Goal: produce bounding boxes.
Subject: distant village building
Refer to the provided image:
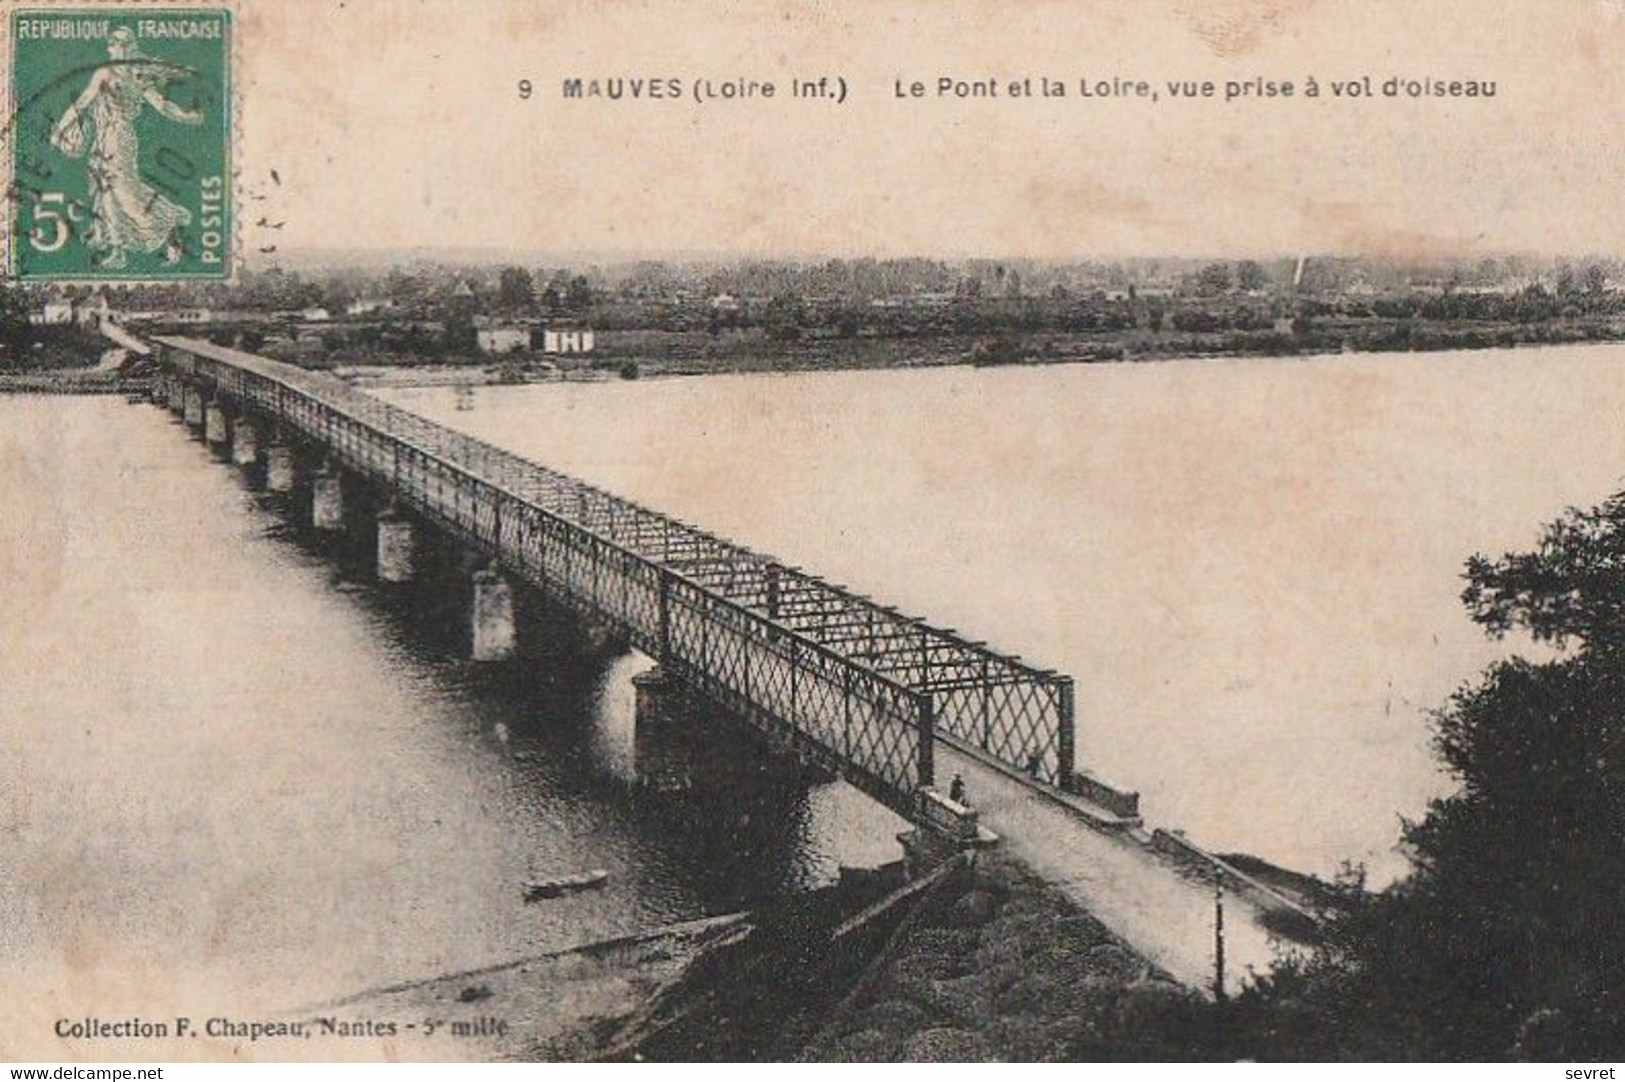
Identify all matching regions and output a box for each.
[83,294,114,326]
[476,324,531,354]
[31,299,75,326]
[300,306,332,323]
[542,328,595,355]
[709,293,740,314]
[264,334,325,363]
[31,294,118,327]
[346,297,389,317]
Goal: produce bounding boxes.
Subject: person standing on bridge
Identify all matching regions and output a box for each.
[948,772,967,805]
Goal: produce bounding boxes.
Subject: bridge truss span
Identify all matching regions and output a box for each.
[155,336,1077,820]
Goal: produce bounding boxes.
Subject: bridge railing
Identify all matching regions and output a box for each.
[453,438,1077,786]
[446,435,1079,789]
[158,337,940,811]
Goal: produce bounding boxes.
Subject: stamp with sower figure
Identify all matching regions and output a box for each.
[9,7,232,280]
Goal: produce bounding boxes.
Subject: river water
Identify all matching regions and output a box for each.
[0,395,901,1038]
[385,344,1625,886]
[5,345,1623,1039]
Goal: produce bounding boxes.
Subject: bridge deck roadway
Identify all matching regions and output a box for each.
[940,744,1282,996]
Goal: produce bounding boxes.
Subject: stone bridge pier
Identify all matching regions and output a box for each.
[630,660,984,873]
[267,456,523,669]
[629,665,834,869]
[375,503,415,584]
[182,384,205,431]
[632,668,694,792]
[631,664,833,801]
[231,413,260,467]
[204,396,230,449]
[471,565,517,662]
[266,434,298,493]
[311,460,346,532]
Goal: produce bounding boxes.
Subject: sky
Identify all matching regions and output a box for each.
[228,0,1625,261]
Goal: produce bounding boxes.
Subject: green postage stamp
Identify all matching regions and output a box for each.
[7,7,232,280]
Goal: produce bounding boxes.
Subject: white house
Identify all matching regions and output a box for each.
[542,328,595,355]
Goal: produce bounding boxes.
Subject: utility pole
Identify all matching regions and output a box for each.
[1213,879,1227,1002]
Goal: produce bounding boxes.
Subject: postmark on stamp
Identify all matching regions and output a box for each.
[8,7,232,280]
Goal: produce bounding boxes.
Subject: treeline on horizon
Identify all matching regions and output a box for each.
[16,252,1621,314]
[10,253,1624,373]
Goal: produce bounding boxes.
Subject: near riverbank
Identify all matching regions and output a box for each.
[303,850,1238,1062]
[792,853,1215,1061]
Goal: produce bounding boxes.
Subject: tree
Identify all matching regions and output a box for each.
[1513,282,1558,323]
[1196,262,1233,294]
[565,275,593,311]
[763,292,804,341]
[1236,260,1270,293]
[322,284,356,316]
[1581,261,1610,297]
[497,266,535,312]
[0,281,32,358]
[441,313,477,356]
[384,268,427,308]
[1556,262,1579,299]
[835,306,863,338]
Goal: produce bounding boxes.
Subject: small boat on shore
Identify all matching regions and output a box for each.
[523,869,610,902]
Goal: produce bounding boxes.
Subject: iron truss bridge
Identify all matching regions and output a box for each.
[154,336,1077,822]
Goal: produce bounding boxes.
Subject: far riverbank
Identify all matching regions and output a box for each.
[0,368,134,394]
[329,320,1625,389]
